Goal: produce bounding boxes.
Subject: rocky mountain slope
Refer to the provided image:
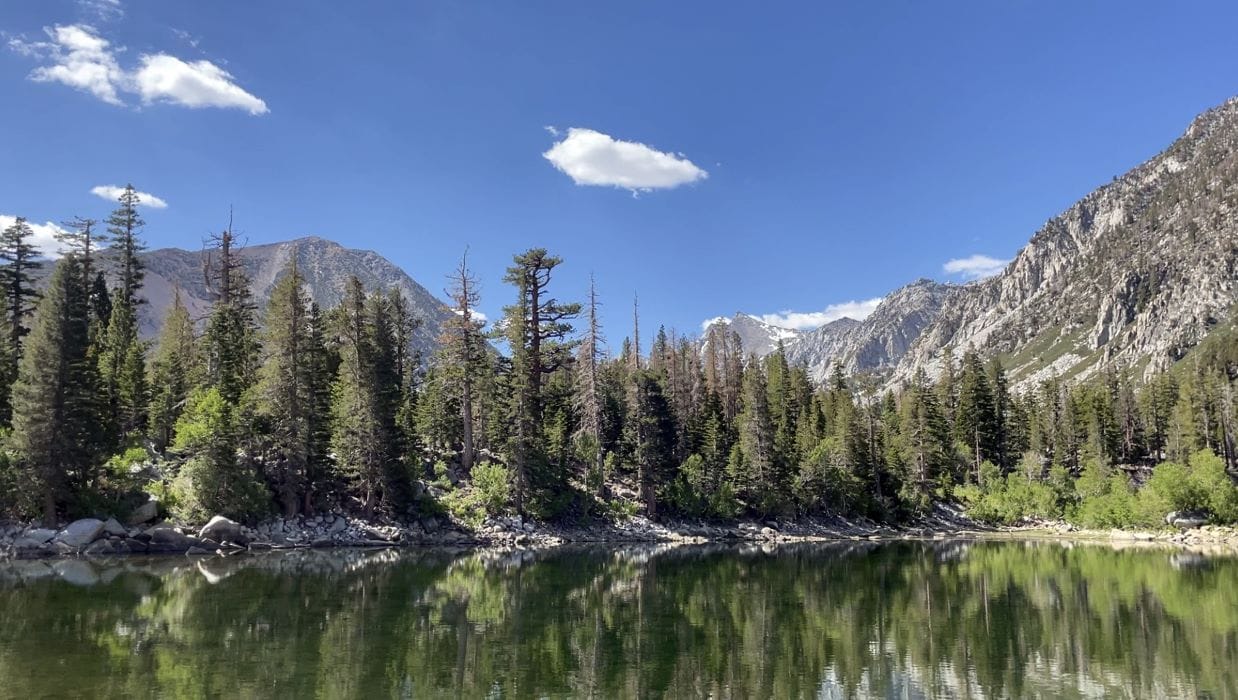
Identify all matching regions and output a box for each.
[703,313,801,358]
[892,96,1238,386]
[786,279,951,381]
[716,96,1238,388]
[138,236,453,357]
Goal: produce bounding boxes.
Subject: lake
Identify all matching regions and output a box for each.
[0,540,1234,698]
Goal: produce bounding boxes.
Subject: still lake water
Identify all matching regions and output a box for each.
[0,540,1234,699]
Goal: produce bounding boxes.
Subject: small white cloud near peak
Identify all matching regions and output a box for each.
[0,215,69,258]
[756,298,884,331]
[91,185,168,209]
[943,254,1009,280]
[700,316,731,332]
[543,128,707,193]
[9,24,267,114]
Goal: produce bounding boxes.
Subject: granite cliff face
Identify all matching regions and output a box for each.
[138,236,453,357]
[713,96,1238,388]
[787,279,950,381]
[893,96,1238,386]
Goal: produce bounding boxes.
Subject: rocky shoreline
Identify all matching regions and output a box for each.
[3,509,1237,560]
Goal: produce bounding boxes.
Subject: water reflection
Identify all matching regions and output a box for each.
[0,541,1234,698]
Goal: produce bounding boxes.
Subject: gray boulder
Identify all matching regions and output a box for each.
[102,518,128,537]
[146,524,199,552]
[54,519,106,549]
[14,528,57,548]
[127,498,159,525]
[199,515,250,545]
[1166,510,1209,529]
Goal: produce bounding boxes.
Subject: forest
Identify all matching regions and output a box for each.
[0,185,1236,530]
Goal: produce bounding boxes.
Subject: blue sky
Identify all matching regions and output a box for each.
[2,1,1237,340]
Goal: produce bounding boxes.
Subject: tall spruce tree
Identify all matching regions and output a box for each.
[330,277,400,517]
[10,256,104,521]
[202,223,258,404]
[147,288,197,453]
[255,262,332,515]
[98,186,149,439]
[0,217,44,425]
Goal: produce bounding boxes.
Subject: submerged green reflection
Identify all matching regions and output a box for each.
[0,541,1234,699]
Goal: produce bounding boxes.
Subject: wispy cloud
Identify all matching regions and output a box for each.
[0,215,68,258]
[91,184,168,209]
[943,254,1009,280]
[756,298,884,330]
[9,24,267,114]
[543,128,707,193]
[78,0,123,21]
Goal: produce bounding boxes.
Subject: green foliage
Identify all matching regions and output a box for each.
[442,461,512,527]
[170,387,268,522]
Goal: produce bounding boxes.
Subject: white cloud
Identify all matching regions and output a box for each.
[0,215,69,258]
[132,54,267,114]
[91,184,168,209]
[943,254,1009,280]
[12,24,126,105]
[700,316,730,332]
[453,308,488,323]
[9,24,267,114]
[756,298,884,331]
[543,128,707,192]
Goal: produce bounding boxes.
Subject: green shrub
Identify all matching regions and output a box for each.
[955,461,1066,525]
[472,461,511,514]
[440,461,512,529]
[1188,449,1238,523]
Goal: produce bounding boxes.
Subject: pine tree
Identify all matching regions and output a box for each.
[574,276,606,494]
[626,369,675,517]
[97,288,148,438]
[0,217,44,424]
[254,262,332,515]
[330,277,398,517]
[731,356,782,514]
[9,257,104,521]
[96,188,151,441]
[147,288,197,453]
[896,370,951,512]
[500,248,580,512]
[105,184,146,308]
[55,217,106,290]
[201,223,258,404]
[441,250,486,476]
[954,349,998,481]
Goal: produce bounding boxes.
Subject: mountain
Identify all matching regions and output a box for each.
[892,96,1238,387]
[137,236,453,357]
[702,313,801,358]
[786,279,950,381]
[716,96,1238,389]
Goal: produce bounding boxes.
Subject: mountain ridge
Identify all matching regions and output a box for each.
[710,96,1238,388]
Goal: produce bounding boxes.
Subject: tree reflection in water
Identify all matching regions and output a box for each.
[0,540,1234,698]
